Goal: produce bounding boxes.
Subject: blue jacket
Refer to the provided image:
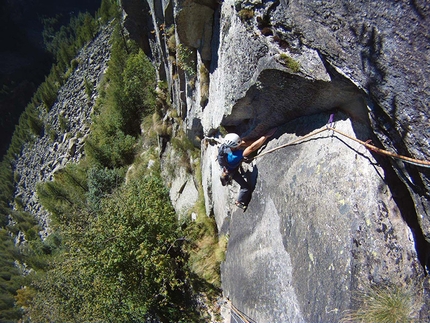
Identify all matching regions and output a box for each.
[226,150,244,171]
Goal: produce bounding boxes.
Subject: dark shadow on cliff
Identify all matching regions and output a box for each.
[209,4,221,73]
[370,96,430,200]
[122,0,156,59]
[364,127,430,273]
[189,270,222,302]
[243,162,259,208]
[221,60,368,140]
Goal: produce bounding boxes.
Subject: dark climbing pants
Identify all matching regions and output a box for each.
[232,170,251,206]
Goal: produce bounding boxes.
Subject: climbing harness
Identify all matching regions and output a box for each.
[252,114,430,168]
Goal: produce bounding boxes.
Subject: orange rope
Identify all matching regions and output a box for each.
[253,126,430,168]
[327,127,430,168]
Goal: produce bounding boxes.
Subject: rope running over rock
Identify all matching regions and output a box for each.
[226,301,256,323]
[252,123,430,168]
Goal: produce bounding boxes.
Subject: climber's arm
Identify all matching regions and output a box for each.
[242,128,277,157]
[243,136,268,157]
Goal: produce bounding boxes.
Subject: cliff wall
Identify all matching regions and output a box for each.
[124,0,430,321]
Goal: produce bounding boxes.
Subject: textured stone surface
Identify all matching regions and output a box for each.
[176,1,215,61]
[266,0,430,243]
[222,197,304,322]
[216,114,426,321]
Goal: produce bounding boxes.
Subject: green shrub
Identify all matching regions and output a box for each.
[36,164,88,227]
[0,159,14,227]
[8,210,38,235]
[177,44,196,76]
[170,130,197,174]
[71,59,79,70]
[165,25,176,55]
[38,77,58,110]
[0,229,23,321]
[86,166,124,210]
[85,130,137,168]
[27,113,44,137]
[86,34,156,168]
[84,77,93,98]
[45,125,57,142]
[105,24,134,86]
[167,34,176,54]
[59,115,68,132]
[74,12,97,49]
[97,0,120,24]
[29,176,201,322]
[36,181,75,224]
[121,49,157,134]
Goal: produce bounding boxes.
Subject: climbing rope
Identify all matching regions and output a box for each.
[251,127,328,160]
[326,127,430,168]
[226,301,256,323]
[252,117,430,168]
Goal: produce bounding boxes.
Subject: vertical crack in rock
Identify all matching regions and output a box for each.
[368,135,430,272]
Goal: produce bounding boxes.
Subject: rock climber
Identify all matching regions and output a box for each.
[220,128,277,211]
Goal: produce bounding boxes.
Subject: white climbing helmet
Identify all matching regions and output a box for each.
[224,133,241,148]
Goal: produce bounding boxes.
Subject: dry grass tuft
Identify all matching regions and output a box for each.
[238,9,254,22]
[279,53,300,73]
[341,283,420,323]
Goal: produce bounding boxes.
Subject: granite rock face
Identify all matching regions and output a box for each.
[220,116,424,322]
[130,0,430,321]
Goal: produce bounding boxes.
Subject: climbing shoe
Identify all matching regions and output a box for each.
[235,201,247,212]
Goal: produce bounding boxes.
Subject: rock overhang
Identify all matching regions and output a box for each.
[220,68,369,138]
